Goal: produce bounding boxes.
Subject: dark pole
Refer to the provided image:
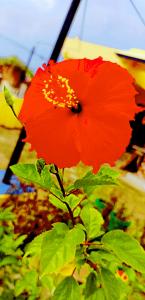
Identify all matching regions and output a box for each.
[3,0,81,184]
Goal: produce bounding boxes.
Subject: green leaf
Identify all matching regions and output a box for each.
[52,276,80,300]
[40,165,52,189]
[89,250,120,265]
[80,206,104,239]
[102,230,145,273]
[40,225,85,276]
[40,274,54,291]
[11,163,52,190]
[24,231,47,258]
[88,288,105,300]
[84,272,97,299]
[65,194,80,210]
[52,222,69,234]
[74,165,119,190]
[49,194,67,211]
[50,186,64,199]
[49,194,80,212]
[73,206,81,217]
[100,267,124,300]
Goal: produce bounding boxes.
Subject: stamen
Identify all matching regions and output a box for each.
[42,74,79,110]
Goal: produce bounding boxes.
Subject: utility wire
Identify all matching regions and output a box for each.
[79,0,88,40]
[0,33,47,60]
[129,0,145,28]
[0,33,30,52]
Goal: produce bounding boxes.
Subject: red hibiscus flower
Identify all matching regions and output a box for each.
[19,58,137,172]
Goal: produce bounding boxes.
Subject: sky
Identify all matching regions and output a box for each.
[0,0,145,71]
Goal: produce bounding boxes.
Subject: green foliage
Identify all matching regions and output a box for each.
[0,208,27,299]
[0,233,26,256]
[102,230,145,273]
[4,162,145,299]
[0,207,14,221]
[25,223,85,277]
[15,270,39,299]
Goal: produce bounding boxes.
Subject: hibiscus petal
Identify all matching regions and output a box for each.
[24,107,80,168]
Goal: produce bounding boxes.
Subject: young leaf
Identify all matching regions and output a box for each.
[80,206,104,239]
[3,86,17,117]
[52,276,80,300]
[102,230,145,273]
[97,165,119,179]
[100,267,124,300]
[74,165,119,190]
[40,226,85,276]
[36,158,46,174]
[11,163,51,190]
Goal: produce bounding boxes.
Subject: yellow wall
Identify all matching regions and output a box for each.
[62,38,145,89]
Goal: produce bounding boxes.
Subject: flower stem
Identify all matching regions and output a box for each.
[54,165,65,197]
[54,165,75,226]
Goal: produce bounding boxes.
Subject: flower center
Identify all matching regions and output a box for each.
[42,75,80,112]
[71,102,82,113]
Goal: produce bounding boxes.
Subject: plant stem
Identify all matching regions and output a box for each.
[86,259,98,272]
[63,201,75,226]
[54,165,65,197]
[54,165,75,226]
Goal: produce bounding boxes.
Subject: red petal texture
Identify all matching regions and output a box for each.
[19,58,138,172]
